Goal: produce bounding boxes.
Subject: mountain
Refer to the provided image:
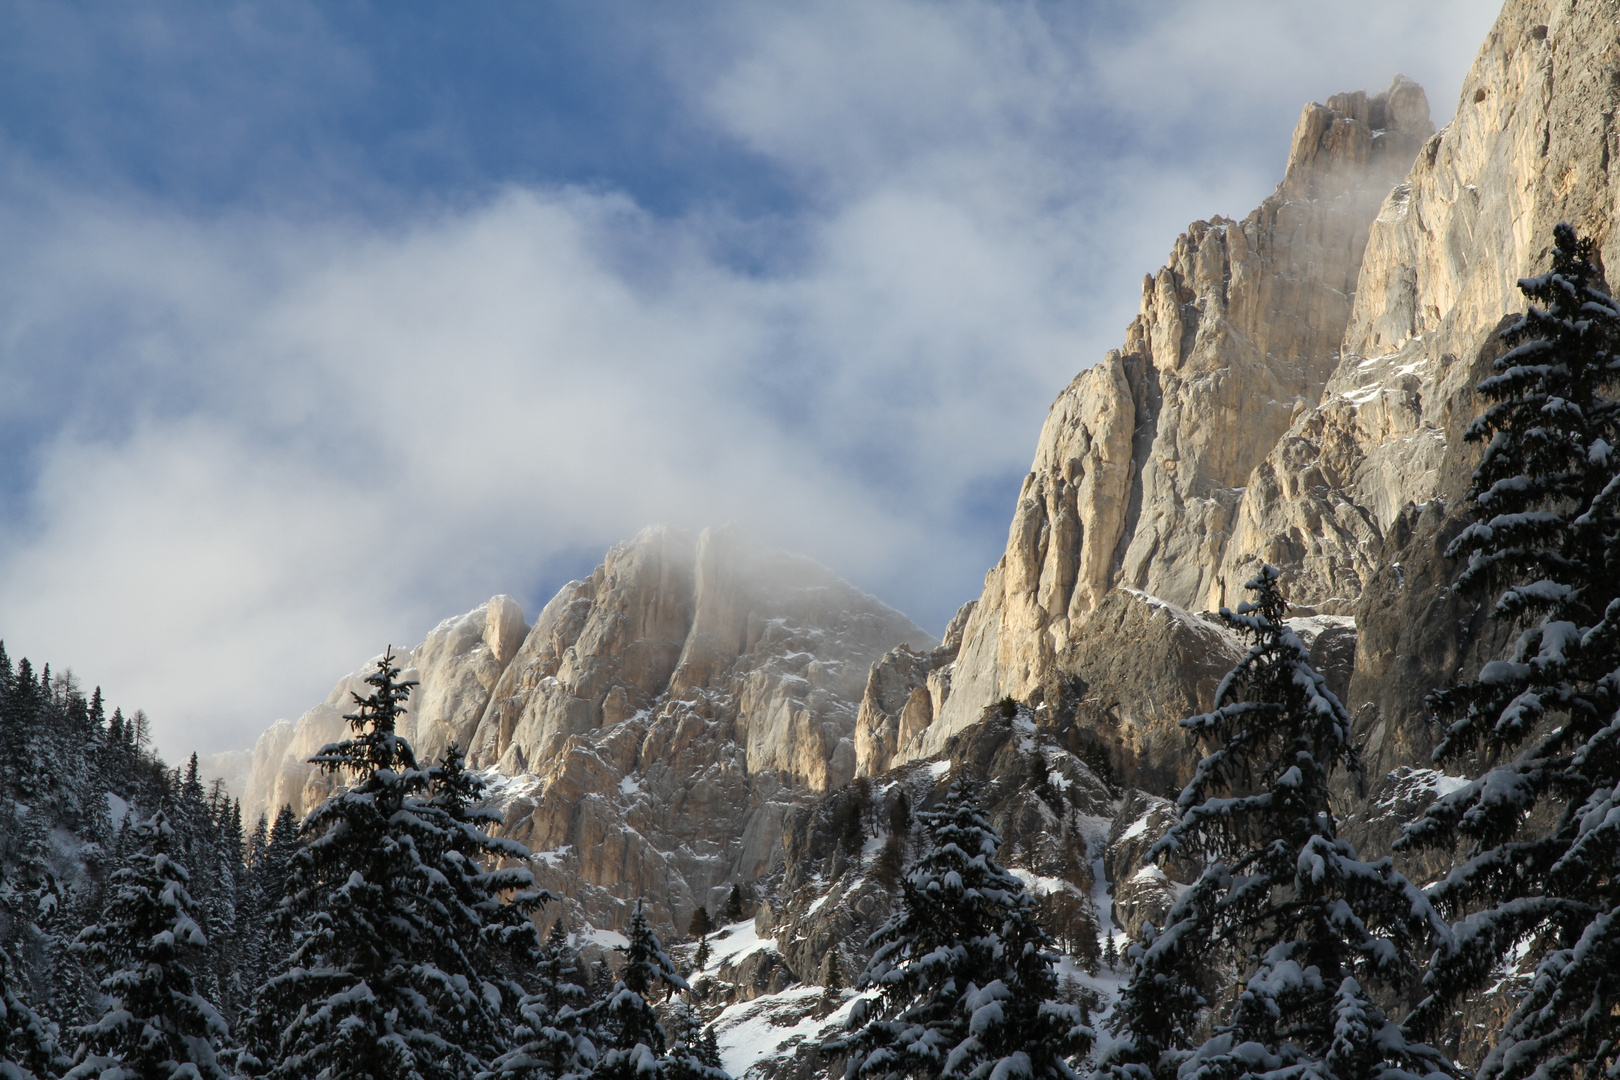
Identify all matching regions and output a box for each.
[857,73,1433,784]
[862,0,1619,819]
[230,0,1620,1070]
[241,523,933,936]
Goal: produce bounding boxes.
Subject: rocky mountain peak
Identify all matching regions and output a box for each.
[240,524,931,935]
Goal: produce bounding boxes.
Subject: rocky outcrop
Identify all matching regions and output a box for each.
[898,0,1620,785]
[239,526,931,936]
[772,705,1118,992]
[852,600,974,776]
[483,527,930,937]
[196,749,253,802]
[228,4,1620,1048]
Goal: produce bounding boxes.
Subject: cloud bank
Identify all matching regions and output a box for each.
[0,0,1499,758]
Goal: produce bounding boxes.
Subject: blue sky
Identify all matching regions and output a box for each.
[0,0,1499,758]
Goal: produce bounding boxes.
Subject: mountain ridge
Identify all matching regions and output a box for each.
[230,7,1618,1066]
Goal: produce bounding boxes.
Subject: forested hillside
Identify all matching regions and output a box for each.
[0,643,272,1027]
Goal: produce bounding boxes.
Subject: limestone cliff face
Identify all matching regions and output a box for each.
[1222,0,1620,617]
[852,600,974,776]
[879,0,1619,801]
[872,77,1434,768]
[479,526,931,935]
[240,525,931,934]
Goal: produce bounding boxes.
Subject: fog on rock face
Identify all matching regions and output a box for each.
[242,524,932,934]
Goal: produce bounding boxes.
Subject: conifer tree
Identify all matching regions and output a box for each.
[1398,222,1620,1080]
[835,781,1090,1080]
[0,949,67,1080]
[244,649,534,1080]
[240,806,300,990]
[821,948,844,996]
[593,901,687,1080]
[67,809,231,1080]
[663,1001,727,1080]
[720,887,745,926]
[425,742,549,992]
[687,907,712,974]
[485,921,600,1080]
[696,1028,721,1073]
[1101,566,1452,1080]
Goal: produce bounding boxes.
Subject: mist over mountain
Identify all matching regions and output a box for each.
[6,0,1619,1077]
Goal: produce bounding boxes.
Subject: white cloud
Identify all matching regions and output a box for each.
[0,0,1503,759]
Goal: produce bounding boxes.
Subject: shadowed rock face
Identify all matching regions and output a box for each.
[240,524,932,935]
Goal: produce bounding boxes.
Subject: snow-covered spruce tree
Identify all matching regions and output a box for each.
[426,742,550,1008]
[663,1001,727,1080]
[486,922,600,1080]
[592,901,688,1080]
[244,649,546,1080]
[0,949,67,1080]
[1100,566,1452,1080]
[697,1028,721,1073]
[833,780,1090,1080]
[67,809,231,1080]
[1397,223,1620,1080]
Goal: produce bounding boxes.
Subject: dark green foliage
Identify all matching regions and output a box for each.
[0,948,68,1080]
[721,886,746,926]
[870,832,905,891]
[821,948,843,995]
[244,651,550,1080]
[663,1001,727,1080]
[886,791,910,835]
[1035,889,1099,974]
[696,1028,721,1072]
[834,781,1091,1080]
[1030,752,1064,814]
[1399,223,1620,1080]
[0,644,176,1031]
[488,922,600,1080]
[833,779,873,860]
[1102,567,1451,1080]
[67,809,231,1080]
[687,905,713,973]
[592,901,689,1080]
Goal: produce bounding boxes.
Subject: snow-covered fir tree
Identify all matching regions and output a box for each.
[834,780,1090,1080]
[425,741,550,1014]
[486,922,600,1080]
[663,1001,727,1080]
[0,949,67,1080]
[696,1028,720,1074]
[1398,222,1620,1080]
[243,649,549,1080]
[67,809,231,1080]
[592,901,688,1080]
[1100,566,1452,1080]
